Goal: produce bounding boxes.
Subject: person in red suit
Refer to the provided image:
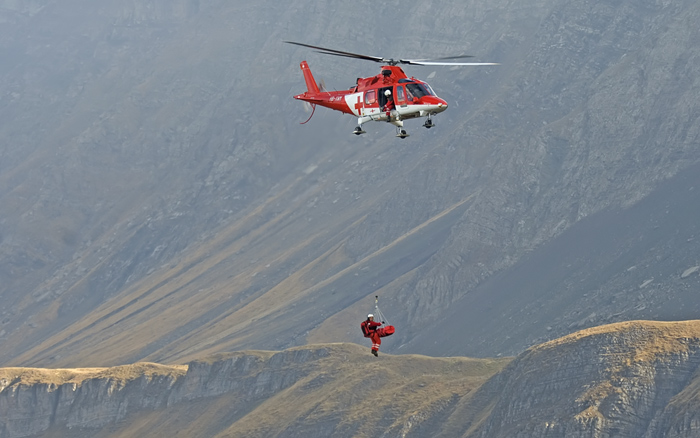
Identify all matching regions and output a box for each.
[361,314,383,356]
[383,90,395,119]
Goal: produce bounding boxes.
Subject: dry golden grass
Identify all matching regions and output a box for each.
[0,362,187,391]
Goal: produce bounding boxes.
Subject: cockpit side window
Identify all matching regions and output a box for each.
[406,86,415,101]
[406,83,429,99]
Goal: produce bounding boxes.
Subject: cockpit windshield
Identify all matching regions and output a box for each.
[405,82,435,99]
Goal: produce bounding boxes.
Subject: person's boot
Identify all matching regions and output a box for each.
[372,349,378,357]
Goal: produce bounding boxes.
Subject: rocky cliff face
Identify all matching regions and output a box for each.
[458,321,700,438]
[0,363,186,437]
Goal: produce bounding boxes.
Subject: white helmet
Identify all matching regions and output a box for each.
[367,314,374,318]
[384,90,391,96]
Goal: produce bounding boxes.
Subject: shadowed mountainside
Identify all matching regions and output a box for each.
[404,162,700,358]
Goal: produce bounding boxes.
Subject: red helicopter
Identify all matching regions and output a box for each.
[286,41,498,138]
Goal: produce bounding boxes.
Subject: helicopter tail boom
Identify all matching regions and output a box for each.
[299,61,321,95]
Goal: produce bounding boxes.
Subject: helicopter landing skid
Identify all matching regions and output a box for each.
[395,127,409,139]
[353,126,367,135]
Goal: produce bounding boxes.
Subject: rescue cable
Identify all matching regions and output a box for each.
[373,295,390,326]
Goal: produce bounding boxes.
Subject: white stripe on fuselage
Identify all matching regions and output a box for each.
[344,92,364,116]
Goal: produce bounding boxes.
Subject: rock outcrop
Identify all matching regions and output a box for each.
[458,320,700,438]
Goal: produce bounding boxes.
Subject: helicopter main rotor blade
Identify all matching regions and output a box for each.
[400,54,498,66]
[407,54,475,62]
[404,60,500,66]
[285,41,498,67]
[285,41,386,63]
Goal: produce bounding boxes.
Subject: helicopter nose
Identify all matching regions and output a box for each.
[421,96,448,114]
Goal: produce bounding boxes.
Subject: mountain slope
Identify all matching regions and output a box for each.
[1,0,699,367]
